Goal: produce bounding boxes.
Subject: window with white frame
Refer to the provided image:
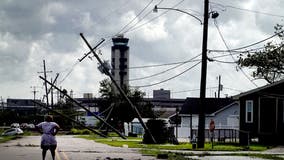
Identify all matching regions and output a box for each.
[245,100,253,123]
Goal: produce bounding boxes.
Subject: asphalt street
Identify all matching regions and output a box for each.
[0,135,156,160]
[1,135,284,160]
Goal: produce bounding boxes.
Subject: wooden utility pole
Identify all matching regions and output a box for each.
[198,0,209,148]
[217,75,222,98]
[38,60,52,107]
[1,96,4,112]
[51,78,54,109]
[43,60,49,107]
[31,86,39,101]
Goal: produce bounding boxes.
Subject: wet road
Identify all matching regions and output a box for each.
[0,135,156,160]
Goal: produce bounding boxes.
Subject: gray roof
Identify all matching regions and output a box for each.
[234,79,284,99]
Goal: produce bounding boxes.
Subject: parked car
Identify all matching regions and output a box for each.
[20,123,28,129]
[1,128,24,136]
[10,123,20,128]
[27,124,35,129]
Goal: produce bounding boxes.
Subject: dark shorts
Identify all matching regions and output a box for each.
[41,144,57,150]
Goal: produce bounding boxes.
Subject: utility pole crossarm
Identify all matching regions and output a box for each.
[78,38,105,62]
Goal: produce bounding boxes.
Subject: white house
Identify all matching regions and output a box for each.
[174,98,239,139]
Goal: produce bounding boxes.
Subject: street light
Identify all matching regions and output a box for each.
[153,5,203,25]
[153,1,218,148]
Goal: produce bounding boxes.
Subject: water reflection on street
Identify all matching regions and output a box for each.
[187,156,266,160]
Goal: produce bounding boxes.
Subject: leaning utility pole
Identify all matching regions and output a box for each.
[198,0,209,148]
[80,33,157,143]
[39,76,127,139]
[33,100,107,137]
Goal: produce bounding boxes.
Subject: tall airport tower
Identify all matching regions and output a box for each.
[111,34,129,92]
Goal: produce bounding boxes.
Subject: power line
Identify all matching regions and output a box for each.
[129,57,200,69]
[213,19,258,87]
[209,43,284,62]
[208,58,236,64]
[122,0,165,34]
[58,61,80,84]
[209,46,266,53]
[223,87,243,92]
[99,0,185,54]
[96,0,162,52]
[116,0,154,35]
[124,0,186,34]
[129,53,201,81]
[132,61,201,88]
[208,31,282,52]
[210,1,284,18]
[172,86,218,94]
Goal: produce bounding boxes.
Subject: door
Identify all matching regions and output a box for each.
[259,97,277,134]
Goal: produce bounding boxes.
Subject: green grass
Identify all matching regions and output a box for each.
[76,135,268,151]
[0,135,21,143]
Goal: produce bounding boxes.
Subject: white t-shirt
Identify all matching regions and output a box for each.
[36,122,59,145]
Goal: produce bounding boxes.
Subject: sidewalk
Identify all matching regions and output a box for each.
[175,137,284,155]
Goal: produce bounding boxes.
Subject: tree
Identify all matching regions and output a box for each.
[238,24,284,83]
[52,100,78,130]
[98,78,155,125]
[143,119,169,144]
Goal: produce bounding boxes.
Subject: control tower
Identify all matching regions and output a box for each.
[111,34,129,91]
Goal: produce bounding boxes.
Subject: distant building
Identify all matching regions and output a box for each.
[153,89,170,100]
[6,98,41,116]
[83,93,93,99]
[111,34,129,92]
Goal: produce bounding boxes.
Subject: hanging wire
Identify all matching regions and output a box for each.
[132,61,201,88]
[213,19,258,87]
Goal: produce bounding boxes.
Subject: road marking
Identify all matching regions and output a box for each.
[55,149,61,160]
[61,150,69,160]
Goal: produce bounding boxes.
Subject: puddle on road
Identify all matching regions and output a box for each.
[186,156,267,160]
[4,143,39,147]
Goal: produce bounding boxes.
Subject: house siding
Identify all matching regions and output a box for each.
[278,100,284,144]
[178,103,239,138]
[239,95,259,145]
[208,103,239,129]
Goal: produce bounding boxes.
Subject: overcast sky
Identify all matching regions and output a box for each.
[0,0,283,101]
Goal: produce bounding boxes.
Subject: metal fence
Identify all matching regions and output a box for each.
[191,128,239,143]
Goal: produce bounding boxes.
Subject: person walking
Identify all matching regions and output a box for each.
[36,115,60,160]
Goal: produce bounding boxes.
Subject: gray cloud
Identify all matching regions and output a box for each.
[0,0,283,99]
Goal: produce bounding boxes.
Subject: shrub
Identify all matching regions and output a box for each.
[81,129,91,134]
[70,128,92,135]
[143,119,169,144]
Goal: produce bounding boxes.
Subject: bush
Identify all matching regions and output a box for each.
[81,129,91,134]
[70,128,92,135]
[70,128,80,135]
[143,119,169,144]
